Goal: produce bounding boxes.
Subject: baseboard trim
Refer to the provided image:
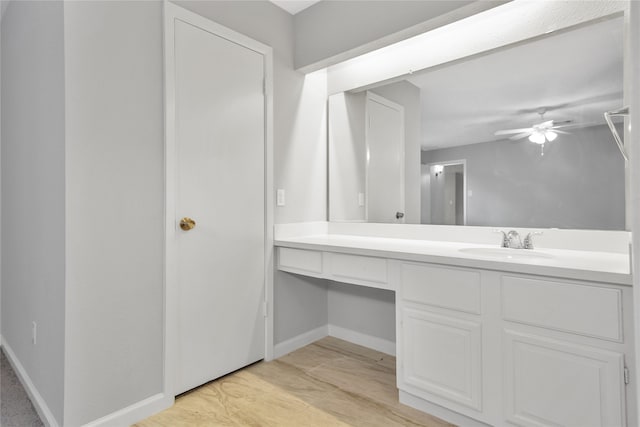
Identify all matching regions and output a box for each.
[399,391,491,427]
[328,325,396,356]
[273,325,328,359]
[1,337,60,427]
[82,392,173,427]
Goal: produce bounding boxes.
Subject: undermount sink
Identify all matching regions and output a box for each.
[458,247,555,260]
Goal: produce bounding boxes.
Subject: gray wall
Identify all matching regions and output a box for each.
[294,0,482,71]
[328,282,395,343]
[421,124,626,230]
[62,2,165,425]
[274,273,328,344]
[1,1,66,424]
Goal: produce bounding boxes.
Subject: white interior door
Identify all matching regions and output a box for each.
[366,92,405,223]
[173,17,265,395]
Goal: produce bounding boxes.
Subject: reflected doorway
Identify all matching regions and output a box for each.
[421,160,466,225]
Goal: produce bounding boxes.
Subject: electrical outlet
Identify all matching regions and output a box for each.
[32,321,37,345]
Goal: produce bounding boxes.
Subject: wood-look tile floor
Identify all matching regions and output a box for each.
[135,337,453,427]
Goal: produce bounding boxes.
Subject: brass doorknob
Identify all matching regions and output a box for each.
[179,217,196,231]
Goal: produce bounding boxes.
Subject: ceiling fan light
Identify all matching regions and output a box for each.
[545,131,558,142]
[529,131,545,144]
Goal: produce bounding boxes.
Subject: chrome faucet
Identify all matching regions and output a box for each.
[506,230,523,249]
[496,230,542,249]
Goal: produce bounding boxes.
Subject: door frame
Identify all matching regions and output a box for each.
[163,1,274,400]
[424,159,467,226]
[365,91,405,222]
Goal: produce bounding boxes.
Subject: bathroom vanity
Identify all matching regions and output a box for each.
[280,2,636,426]
[275,223,635,427]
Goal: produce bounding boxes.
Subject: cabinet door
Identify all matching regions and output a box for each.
[400,308,482,411]
[504,330,625,427]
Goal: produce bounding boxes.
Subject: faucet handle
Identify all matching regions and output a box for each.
[523,231,543,249]
[493,229,509,248]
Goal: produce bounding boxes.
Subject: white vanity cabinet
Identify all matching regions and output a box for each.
[275,239,635,427]
[396,263,484,415]
[393,260,634,427]
[500,276,630,427]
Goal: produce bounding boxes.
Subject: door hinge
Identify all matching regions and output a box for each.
[262,301,268,317]
[263,78,266,94]
[624,367,630,385]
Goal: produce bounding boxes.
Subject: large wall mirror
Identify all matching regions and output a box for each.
[328,12,627,230]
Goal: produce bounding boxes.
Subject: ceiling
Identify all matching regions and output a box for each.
[269,0,321,15]
[405,16,624,151]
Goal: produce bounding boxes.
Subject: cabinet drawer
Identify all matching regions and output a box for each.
[501,276,622,341]
[401,263,481,314]
[278,247,323,275]
[328,253,388,287]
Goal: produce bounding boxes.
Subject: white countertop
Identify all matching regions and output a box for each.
[275,233,632,286]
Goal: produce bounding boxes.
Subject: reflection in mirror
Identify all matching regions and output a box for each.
[328,16,626,230]
[422,161,466,226]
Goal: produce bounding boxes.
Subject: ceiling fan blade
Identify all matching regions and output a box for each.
[538,120,554,128]
[495,128,534,135]
[553,130,570,135]
[552,123,578,130]
[509,132,532,141]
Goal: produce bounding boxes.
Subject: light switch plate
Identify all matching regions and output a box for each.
[358,192,365,207]
[277,189,286,206]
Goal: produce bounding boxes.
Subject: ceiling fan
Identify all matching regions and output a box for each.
[494,108,572,145]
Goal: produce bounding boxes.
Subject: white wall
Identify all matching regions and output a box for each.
[1,1,66,424]
[62,2,165,425]
[328,92,366,221]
